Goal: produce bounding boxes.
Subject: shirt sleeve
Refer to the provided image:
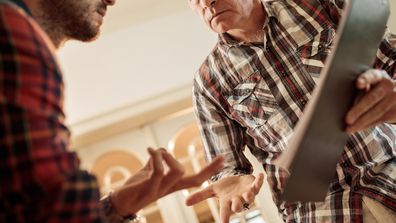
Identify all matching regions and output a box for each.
[0,4,105,222]
[192,69,253,182]
[374,30,396,78]
[318,0,345,25]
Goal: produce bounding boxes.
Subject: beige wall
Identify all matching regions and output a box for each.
[390,0,396,32]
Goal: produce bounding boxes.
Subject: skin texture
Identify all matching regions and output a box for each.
[28,0,116,48]
[188,1,396,222]
[346,69,396,133]
[188,0,266,43]
[186,173,264,223]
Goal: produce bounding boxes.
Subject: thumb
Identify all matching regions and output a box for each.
[185,186,215,206]
[252,173,264,194]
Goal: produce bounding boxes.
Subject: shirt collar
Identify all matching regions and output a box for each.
[218,0,277,47]
[8,0,32,16]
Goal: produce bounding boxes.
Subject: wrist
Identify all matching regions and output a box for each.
[101,192,139,223]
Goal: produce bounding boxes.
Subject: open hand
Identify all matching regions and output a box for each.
[346,69,396,133]
[111,148,224,217]
[186,173,264,223]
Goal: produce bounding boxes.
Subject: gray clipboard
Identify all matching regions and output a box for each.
[279,0,390,202]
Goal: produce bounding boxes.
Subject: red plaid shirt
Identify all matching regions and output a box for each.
[193,0,396,222]
[0,1,105,222]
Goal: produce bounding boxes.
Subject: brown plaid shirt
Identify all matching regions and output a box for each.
[193,0,396,222]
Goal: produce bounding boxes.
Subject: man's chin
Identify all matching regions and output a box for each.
[69,27,100,42]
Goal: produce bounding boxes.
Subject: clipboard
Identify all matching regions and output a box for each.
[278,0,390,202]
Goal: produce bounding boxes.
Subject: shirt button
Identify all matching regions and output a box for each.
[342,162,348,167]
[353,186,359,191]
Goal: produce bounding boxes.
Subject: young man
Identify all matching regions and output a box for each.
[186,0,396,222]
[0,0,224,222]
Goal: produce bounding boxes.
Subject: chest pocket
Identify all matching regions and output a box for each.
[226,71,278,128]
[296,28,336,83]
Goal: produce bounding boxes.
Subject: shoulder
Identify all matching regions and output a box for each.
[0,2,62,106]
[0,2,31,31]
[0,2,58,72]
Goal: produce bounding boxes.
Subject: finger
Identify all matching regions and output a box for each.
[143,155,153,171]
[160,150,186,195]
[170,156,224,192]
[242,191,255,205]
[185,186,215,206]
[346,96,395,133]
[346,81,389,125]
[161,149,185,177]
[252,173,264,194]
[231,197,243,213]
[220,200,232,223]
[356,70,387,90]
[147,148,165,180]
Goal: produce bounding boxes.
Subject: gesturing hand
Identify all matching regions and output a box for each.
[111,148,224,217]
[346,69,396,133]
[186,174,264,223]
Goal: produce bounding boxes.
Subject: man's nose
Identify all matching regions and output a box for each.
[102,0,116,6]
[202,0,216,7]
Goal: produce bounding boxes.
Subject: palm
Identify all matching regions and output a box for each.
[186,173,264,223]
[112,148,225,217]
[214,175,256,197]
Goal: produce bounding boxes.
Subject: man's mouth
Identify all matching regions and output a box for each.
[209,10,228,23]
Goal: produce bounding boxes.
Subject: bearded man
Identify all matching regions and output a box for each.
[0,0,224,222]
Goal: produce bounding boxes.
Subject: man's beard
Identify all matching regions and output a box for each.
[38,0,104,44]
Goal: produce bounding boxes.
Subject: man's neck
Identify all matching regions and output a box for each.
[227,1,267,43]
[23,0,64,48]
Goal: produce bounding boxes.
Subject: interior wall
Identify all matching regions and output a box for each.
[58,10,216,125]
[390,0,396,32]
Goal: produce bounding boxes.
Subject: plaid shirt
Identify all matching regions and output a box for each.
[193,0,396,222]
[0,1,106,222]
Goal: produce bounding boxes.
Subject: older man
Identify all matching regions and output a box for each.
[186,0,396,222]
[0,0,224,222]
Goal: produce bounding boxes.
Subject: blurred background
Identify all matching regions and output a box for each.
[58,1,396,223]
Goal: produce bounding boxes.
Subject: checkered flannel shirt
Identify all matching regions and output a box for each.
[0,1,106,222]
[193,0,396,222]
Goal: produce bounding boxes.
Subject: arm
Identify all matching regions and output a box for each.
[0,4,104,222]
[192,77,253,181]
[188,72,264,223]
